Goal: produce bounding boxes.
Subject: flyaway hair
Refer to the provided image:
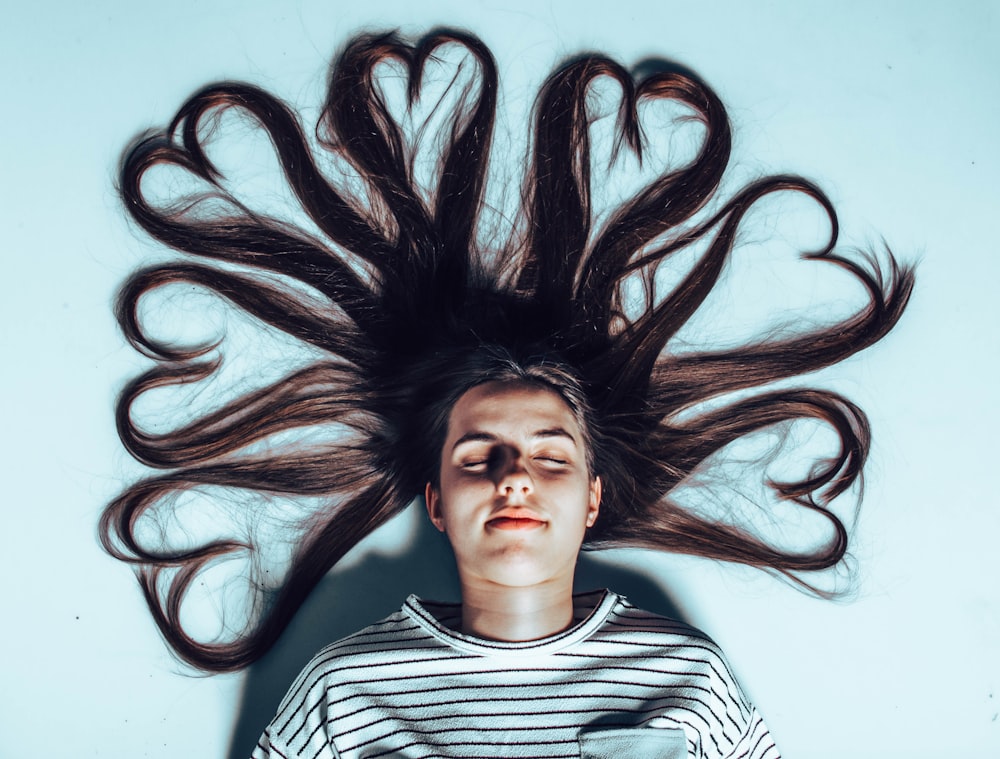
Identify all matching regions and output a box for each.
[101,30,914,672]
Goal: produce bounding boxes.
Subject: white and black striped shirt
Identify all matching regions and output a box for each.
[253,590,779,759]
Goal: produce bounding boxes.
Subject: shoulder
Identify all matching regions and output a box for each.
[601,594,725,654]
[599,595,747,691]
[271,606,431,713]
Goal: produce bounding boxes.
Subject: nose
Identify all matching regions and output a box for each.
[490,445,532,498]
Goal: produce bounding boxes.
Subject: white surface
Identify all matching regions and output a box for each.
[2,1,998,757]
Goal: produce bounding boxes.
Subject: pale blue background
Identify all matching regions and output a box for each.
[2,1,998,757]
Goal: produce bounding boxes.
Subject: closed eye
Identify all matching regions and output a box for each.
[534,455,570,468]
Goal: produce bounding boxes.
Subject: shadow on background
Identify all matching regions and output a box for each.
[227,505,688,759]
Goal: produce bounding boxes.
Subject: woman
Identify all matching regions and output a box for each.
[101,28,912,757]
[254,354,777,757]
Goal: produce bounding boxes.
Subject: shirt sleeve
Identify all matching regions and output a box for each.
[250,652,344,759]
[724,707,780,759]
[251,724,343,759]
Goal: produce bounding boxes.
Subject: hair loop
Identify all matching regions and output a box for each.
[104,29,914,671]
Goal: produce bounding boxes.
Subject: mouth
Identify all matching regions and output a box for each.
[486,516,546,531]
[486,509,546,531]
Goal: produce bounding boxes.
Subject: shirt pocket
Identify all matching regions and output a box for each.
[578,727,688,759]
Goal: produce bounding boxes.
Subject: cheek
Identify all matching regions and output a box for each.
[553,475,593,505]
[436,476,488,522]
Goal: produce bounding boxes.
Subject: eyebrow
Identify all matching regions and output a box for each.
[451,427,578,452]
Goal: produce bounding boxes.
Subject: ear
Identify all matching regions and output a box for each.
[586,476,602,528]
[424,482,446,532]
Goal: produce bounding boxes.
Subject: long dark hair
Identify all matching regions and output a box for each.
[101,29,914,672]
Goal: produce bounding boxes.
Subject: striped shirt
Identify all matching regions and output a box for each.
[252,590,779,759]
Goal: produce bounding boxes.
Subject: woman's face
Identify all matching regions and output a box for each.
[425,381,601,592]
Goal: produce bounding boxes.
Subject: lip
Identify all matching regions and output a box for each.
[486,508,546,531]
[486,517,546,530]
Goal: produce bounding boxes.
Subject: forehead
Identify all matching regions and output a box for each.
[445,381,582,443]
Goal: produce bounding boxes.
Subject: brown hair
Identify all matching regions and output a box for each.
[101,29,914,671]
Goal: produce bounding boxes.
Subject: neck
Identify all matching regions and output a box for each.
[458,578,576,642]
